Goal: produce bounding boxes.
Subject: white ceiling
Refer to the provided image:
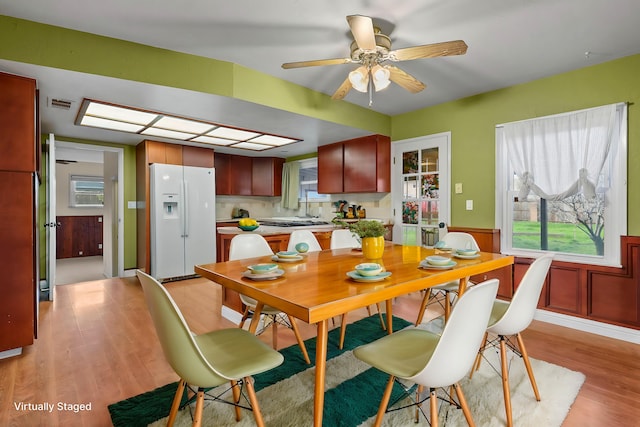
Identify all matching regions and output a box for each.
[2,0,640,157]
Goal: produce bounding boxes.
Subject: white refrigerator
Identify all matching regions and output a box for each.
[150,163,216,279]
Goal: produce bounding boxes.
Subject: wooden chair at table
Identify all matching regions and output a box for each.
[330,229,386,349]
[354,279,500,427]
[136,270,284,427]
[470,254,554,427]
[415,232,481,325]
[230,233,311,364]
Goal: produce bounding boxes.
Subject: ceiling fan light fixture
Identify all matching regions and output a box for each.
[371,65,391,91]
[348,66,369,92]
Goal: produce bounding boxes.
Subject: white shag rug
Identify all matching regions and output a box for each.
[150,347,585,426]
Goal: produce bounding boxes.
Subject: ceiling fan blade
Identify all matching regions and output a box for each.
[282,57,352,69]
[389,40,468,62]
[331,76,353,100]
[347,15,376,51]
[387,65,426,93]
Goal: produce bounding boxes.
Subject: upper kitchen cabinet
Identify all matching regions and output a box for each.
[215,153,284,196]
[318,134,390,194]
[0,72,38,173]
[252,157,285,196]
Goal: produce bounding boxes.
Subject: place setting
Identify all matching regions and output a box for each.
[346,262,392,283]
[271,250,306,263]
[453,247,481,259]
[419,255,457,270]
[242,263,285,281]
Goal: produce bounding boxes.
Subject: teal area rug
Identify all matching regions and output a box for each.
[108,315,585,426]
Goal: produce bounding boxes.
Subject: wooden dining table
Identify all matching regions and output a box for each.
[195,243,514,427]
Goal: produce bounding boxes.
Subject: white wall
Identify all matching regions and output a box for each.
[56,162,105,216]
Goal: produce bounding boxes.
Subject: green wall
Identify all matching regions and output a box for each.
[391,54,640,234]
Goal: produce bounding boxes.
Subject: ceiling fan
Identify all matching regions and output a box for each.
[282,15,468,105]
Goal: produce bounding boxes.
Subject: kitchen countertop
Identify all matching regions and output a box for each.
[217,224,339,235]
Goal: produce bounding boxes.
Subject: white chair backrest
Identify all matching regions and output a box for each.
[229,234,274,261]
[330,229,360,249]
[440,232,480,252]
[410,279,499,388]
[489,254,554,335]
[287,230,322,252]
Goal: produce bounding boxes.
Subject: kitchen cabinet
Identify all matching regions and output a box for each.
[318,134,390,194]
[215,153,284,196]
[0,71,38,354]
[252,157,285,196]
[136,139,214,272]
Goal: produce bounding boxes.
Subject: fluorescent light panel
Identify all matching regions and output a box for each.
[76,99,302,151]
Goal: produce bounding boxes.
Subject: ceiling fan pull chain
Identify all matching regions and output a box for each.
[368,73,374,107]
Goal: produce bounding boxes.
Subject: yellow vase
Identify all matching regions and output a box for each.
[361,236,385,260]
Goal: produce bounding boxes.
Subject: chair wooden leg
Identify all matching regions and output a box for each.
[192,389,205,427]
[366,305,372,316]
[238,306,251,329]
[287,315,311,364]
[376,303,386,330]
[429,388,439,427]
[470,331,488,379]
[499,336,513,427]
[444,291,451,321]
[373,375,396,427]
[167,379,186,427]
[415,289,432,325]
[415,385,424,423]
[453,383,475,427]
[230,380,242,421]
[516,333,541,401]
[339,313,347,349]
[271,316,278,349]
[244,376,265,427]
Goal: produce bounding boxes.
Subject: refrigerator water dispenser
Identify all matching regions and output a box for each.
[162,195,179,219]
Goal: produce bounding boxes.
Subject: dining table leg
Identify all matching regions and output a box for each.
[385,299,393,333]
[247,302,265,334]
[313,319,329,427]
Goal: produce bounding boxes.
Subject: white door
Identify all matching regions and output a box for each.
[183,166,216,273]
[392,132,451,246]
[45,133,57,300]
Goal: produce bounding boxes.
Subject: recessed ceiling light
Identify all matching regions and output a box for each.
[208,127,261,141]
[76,99,302,151]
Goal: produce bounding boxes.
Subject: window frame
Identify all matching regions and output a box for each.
[495,104,627,267]
[69,174,105,208]
[298,158,330,202]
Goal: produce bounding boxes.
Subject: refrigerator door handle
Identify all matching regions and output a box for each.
[183,180,189,237]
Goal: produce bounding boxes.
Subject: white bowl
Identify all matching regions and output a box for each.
[456,248,478,256]
[276,251,300,259]
[425,255,451,266]
[355,263,383,277]
[247,263,278,274]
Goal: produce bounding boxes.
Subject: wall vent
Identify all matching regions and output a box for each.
[49,98,73,110]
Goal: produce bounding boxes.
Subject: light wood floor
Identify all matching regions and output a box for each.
[1,276,638,426]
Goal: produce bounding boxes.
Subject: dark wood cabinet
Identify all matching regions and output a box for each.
[318,134,391,194]
[215,153,284,196]
[0,72,38,353]
[252,157,285,196]
[56,216,103,259]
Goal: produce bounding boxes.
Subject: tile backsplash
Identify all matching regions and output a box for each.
[216,193,392,222]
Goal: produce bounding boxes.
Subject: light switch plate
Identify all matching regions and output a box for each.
[455,183,463,194]
[466,200,473,210]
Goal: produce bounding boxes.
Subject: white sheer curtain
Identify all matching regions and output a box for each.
[280,161,300,210]
[503,103,619,201]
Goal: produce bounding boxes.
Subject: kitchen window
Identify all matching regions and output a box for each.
[496,103,627,266]
[298,158,330,202]
[69,175,104,207]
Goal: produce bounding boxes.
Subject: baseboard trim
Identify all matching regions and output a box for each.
[534,309,640,344]
[0,347,22,360]
[221,306,243,325]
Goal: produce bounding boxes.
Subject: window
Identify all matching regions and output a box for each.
[69,175,104,207]
[496,103,627,266]
[298,158,329,202]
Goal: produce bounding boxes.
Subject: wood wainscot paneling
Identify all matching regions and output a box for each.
[56,215,104,258]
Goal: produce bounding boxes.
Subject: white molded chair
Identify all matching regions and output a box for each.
[229,234,310,364]
[415,232,481,324]
[330,229,385,348]
[136,270,284,427]
[471,254,553,427]
[330,229,361,249]
[287,229,322,252]
[354,279,500,427]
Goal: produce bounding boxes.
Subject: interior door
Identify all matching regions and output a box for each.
[392,132,451,246]
[45,133,57,300]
